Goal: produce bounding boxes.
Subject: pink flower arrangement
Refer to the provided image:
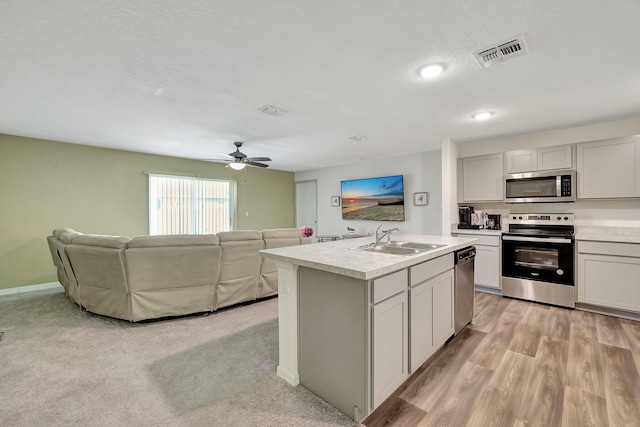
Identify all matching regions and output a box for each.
[300,226,314,238]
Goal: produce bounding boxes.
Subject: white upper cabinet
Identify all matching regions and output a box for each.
[505,149,537,173]
[505,145,574,173]
[461,153,504,202]
[577,136,640,199]
[537,145,574,171]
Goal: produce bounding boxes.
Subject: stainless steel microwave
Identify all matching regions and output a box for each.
[504,169,576,203]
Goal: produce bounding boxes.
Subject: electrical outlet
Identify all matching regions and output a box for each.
[245,211,249,217]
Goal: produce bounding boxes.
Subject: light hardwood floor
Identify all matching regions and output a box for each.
[364,292,640,427]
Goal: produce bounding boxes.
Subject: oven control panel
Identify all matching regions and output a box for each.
[508,213,574,225]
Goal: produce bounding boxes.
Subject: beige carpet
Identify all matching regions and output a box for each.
[0,290,359,427]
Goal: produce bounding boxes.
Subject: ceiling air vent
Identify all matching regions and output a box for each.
[473,35,528,68]
[258,105,287,116]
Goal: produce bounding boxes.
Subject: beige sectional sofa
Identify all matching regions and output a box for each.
[46,228,310,321]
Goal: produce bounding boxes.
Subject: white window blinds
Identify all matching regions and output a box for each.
[148,174,235,235]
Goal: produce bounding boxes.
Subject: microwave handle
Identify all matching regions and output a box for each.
[556,175,561,198]
[502,235,572,244]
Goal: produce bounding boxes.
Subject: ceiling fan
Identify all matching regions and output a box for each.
[210,142,272,170]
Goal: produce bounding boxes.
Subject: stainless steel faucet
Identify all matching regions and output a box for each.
[375,225,400,245]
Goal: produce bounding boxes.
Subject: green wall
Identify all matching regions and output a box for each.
[0,133,295,290]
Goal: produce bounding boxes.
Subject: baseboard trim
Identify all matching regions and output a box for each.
[277,365,300,386]
[0,282,63,297]
[576,302,640,322]
[474,285,502,296]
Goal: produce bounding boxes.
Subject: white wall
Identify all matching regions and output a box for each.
[441,138,458,236]
[295,150,442,237]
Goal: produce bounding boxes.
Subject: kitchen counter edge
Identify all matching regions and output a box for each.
[260,234,478,281]
[575,226,640,244]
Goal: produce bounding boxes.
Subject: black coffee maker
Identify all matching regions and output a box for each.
[486,214,502,230]
[458,206,476,229]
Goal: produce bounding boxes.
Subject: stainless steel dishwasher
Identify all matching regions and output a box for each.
[454,246,476,335]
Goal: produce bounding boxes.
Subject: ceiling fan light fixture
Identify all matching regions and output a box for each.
[229,162,246,170]
[419,63,445,78]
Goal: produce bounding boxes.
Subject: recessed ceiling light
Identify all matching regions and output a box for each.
[419,64,445,78]
[472,111,493,121]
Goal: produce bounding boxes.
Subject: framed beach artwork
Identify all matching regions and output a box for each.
[413,192,428,206]
[331,196,341,207]
[340,175,405,221]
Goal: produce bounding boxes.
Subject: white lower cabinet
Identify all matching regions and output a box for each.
[577,241,640,313]
[409,269,454,372]
[453,233,501,289]
[372,290,408,408]
[475,245,500,289]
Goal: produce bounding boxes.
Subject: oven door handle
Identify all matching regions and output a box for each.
[502,235,573,244]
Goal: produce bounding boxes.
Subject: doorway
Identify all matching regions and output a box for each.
[295,180,317,241]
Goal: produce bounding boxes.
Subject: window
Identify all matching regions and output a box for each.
[148,174,235,235]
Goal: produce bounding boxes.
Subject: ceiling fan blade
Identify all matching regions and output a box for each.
[204,142,271,167]
[246,161,269,168]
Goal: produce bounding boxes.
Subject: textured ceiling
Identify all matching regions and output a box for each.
[1,0,639,171]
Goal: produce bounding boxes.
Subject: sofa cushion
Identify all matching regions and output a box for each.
[216,231,264,309]
[71,234,130,249]
[59,230,83,244]
[53,228,75,239]
[128,234,220,248]
[217,230,262,242]
[260,228,302,239]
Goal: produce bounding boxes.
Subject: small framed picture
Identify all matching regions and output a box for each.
[413,192,428,206]
[331,196,341,207]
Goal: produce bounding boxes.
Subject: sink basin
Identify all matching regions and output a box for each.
[357,245,422,255]
[386,241,447,250]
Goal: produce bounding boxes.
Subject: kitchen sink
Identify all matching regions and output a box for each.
[356,244,422,255]
[353,241,446,255]
[386,241,446,250]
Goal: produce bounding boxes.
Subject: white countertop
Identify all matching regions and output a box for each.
[575,226,640,244]
[260,233,477,280]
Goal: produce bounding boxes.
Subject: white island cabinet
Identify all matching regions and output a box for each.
[260,234,476,422]
[409,256,454,372]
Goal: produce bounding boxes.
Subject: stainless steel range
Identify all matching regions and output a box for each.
[501,213,575,308]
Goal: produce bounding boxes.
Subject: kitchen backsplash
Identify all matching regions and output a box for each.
[468,200,640,228]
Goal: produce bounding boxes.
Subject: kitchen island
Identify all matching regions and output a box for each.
[260,233,477,422]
